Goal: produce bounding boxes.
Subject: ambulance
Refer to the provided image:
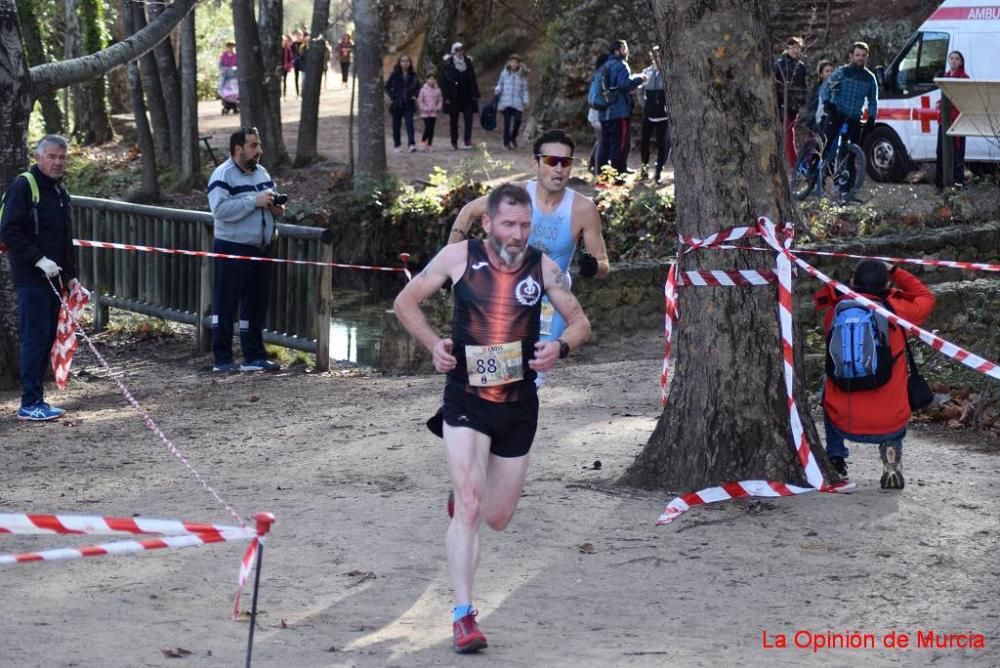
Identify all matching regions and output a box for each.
[867,0,1000,181]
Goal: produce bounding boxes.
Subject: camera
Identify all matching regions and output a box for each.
[271,192,289,206]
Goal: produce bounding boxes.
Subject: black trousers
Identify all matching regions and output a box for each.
[502,108,522,147]
[640,117,671,170]
[449,108,474,147]
[422,117,437,145]
[16,285,60,407]
[340,61,350,84]
[211,238,273,365]
[935,127,966,188]
[598,117,631,173]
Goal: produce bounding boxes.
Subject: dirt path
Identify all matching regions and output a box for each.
[0,330,996,667]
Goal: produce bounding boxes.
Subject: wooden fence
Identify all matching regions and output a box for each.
[72,197,334,370]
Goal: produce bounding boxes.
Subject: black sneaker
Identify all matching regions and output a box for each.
[879,443,904,489]
[829,456,848,478]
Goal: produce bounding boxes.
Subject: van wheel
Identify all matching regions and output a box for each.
[864,126,907,182]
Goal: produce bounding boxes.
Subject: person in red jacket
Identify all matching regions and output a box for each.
[814,260,935,489]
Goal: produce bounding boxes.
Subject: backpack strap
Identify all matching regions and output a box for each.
[0,171,40,235]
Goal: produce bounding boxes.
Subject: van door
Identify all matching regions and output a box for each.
[880,31,951,162]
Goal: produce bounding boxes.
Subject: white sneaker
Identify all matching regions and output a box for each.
[393,146,403,154]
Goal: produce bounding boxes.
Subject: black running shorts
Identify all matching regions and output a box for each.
[441,383,539,458]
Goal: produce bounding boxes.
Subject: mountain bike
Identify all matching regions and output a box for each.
[791,119,866,202]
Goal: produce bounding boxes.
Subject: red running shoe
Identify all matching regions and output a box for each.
[447,490,454,518]
[452,611,487,653]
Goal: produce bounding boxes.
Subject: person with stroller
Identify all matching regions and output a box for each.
[218,41,239,115]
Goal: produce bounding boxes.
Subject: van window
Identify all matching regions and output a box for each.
[895,32,950,94]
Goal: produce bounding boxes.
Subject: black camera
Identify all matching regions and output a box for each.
[271,192,289,206]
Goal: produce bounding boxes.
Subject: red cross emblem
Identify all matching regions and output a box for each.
[912,95,939,133]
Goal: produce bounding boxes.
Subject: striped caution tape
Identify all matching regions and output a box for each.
[711,244,1000,274]
[678,225,761,252]
[675,268,777,287]
[71,239,410,274]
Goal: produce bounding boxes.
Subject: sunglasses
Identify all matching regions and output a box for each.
[536,155,573,168]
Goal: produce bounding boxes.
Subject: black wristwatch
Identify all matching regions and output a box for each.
[557,339,570,359]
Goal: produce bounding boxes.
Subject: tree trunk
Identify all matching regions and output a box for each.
[0,0,200,389]
[619,0,831,491]
[0,0,32,390]
[294,0,332,167]
[123,0,158,202]
[16,0,65,134]
[76,0,114,144]
[132,2,170,166]
[418,0,458,78]
[178,9,200,189]
[147,2,183,169]
[65,0,83,134]
[106,0,130,114]
[232,0,287,167]
[353,0,387,182]
[257,0,284,130]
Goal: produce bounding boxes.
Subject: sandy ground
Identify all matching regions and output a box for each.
[0,326,997,668]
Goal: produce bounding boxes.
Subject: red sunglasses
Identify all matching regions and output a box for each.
[536,154,573,168]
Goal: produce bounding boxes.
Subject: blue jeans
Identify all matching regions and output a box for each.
[824,413,905,460]
[16,285,61,408]
[391,108,415,148]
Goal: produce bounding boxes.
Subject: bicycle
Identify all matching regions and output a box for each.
[790,119,866,202]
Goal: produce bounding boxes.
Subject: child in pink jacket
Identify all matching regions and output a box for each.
[418,74,443,151]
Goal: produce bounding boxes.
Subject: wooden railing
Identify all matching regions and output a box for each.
[72,197,333,370]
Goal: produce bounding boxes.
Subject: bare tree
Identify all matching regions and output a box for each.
[123,0,158,201]
[232,0,288,166]
[295,0,332,166]
[131,1,171,166]
[619,0,834,491]
[147,1,183,168]
[353,0,387,181]
[178,8,200,189]
[0,0,200,388]
[418,0,459,77]
[16,0,64,134]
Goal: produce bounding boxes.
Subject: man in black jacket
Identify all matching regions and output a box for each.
[442,42,481,150]
[773,37,808,168]
[0,135,78,421]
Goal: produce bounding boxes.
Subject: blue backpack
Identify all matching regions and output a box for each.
[826,299,898,391]
[587,63,616,111]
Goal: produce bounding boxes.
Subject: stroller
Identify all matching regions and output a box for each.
[218,66,240,115]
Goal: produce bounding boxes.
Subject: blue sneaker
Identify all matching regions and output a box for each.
[17,403,65,421]
[213,361,240,372]
[240,359,280,372]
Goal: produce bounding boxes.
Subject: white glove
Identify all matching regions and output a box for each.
[35,257,61,279]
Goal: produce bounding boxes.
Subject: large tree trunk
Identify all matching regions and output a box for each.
[353,0,386,182]
[178,9,200,190]
[132,2,170,166]
[257,0,284,131]
[65,0,83,135]
[123,0,158,201]
[0,0,32,390]
[147,2,183,169]
[75,0,114,144]
[294,0,332,167]
[232,0,287,167]
[16,0,65,134]
[619,0,831,491]
[418,0,458,77]
[0,0,199,389]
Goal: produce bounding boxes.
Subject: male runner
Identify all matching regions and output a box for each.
[394,183,591,653]
[449,129,608,360]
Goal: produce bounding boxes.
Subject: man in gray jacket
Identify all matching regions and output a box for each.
[206,127,285,372]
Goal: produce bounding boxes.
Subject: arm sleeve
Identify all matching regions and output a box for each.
[208,180,257,224]
[890,268,935,326]
[0,178,44,266]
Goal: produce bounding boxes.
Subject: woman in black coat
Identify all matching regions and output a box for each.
[441,42,480,150]
[385,55,420,152]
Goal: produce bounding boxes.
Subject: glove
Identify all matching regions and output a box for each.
[578,252,599,278]
[34,257,61,279]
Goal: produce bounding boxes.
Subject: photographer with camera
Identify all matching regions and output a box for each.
[206,127,285,372]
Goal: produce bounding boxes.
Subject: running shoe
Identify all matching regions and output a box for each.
[240,359,281,372]
[213,361,240,372]
[17,403,64,421]
[447,490,454,518]
[829,456,848,478]
[452,610,487,653]
[879,443,904,490]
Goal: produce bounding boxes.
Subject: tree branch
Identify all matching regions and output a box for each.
[28,0,197,98]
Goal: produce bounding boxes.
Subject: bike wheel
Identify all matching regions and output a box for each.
[821,143,866,202]
[790,155,819,201]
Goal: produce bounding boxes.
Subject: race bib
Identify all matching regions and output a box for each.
[539,297,555,337]
[465,341,524,387]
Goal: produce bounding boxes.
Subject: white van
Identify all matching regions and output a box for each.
[867,0,1000,181]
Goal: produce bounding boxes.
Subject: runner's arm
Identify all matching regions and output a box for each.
[393,243,466,371]
[448,194,489,244]
[531,254,590,372]
[576,197,610,278]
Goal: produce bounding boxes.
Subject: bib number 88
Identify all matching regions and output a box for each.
[476,358,498,374]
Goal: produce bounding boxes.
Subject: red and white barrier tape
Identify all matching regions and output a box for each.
[51,281,90,389]
[660,262,678,405]
[712,244,1000,274]
[679,226,760,252]
[657,220,853,525]
[675,268,776,287]
[72,239,411,276]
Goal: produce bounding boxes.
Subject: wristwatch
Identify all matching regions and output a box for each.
[557,338,570,359]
